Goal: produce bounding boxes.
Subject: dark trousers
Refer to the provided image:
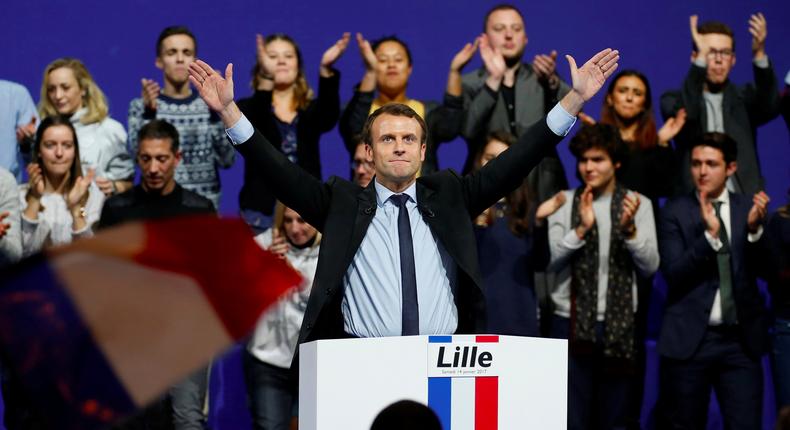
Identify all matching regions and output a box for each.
[550,315,634,430]
[658,326,763,430]
[242,349,296,430]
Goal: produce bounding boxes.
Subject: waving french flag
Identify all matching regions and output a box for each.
[0,216,301,429]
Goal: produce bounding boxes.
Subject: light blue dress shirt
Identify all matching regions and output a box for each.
[0,80,39,181]
[225,102,577,337]
[341,180,458,337]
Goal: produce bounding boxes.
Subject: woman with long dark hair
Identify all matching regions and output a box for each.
[20,115,102,256]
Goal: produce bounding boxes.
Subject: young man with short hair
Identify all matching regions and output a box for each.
[661,14,780,196]
[657,132,770,429]
[127,26,235,209]
[546,124,659,430]
[461,4,570,202]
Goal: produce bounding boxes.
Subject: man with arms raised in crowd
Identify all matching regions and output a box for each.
[661,14,779,196]
[188,45,618,349]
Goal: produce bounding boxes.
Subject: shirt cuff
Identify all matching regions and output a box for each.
[561,229,585,249]
[753,57,769,69]
[225,115,254,145]
[547,103,577,137]
[747,225,764,242]
[704,230,723,251]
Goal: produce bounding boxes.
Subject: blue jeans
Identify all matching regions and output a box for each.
[242,349,296,430]
[774,318,790,409]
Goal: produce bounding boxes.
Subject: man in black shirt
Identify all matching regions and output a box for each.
[100,119,215,229]
[100,119,214,430]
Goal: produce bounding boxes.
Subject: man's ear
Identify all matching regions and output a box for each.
[155,57,164,71]
[174,149,183,165]
[690,50,698,62]
[725,160,737,177]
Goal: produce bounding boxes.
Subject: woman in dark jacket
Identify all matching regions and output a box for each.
[238,33,349,233]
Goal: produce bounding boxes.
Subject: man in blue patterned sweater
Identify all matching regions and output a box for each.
[128,25,235,209]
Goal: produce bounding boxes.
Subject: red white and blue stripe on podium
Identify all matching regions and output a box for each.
[428,335,499,430]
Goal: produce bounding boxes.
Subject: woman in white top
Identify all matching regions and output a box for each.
[20,116,103,256]
[38,58,133,196]
[245,202,320,430]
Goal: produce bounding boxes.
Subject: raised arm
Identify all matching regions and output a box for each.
[189,60,332,229]
[463,48,619,215]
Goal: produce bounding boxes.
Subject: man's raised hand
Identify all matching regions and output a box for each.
[189,60,235,112]
[560,48,619,116]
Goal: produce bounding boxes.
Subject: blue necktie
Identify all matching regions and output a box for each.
[390,194,419,335]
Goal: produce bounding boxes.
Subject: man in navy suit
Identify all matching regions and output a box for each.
[657,132,770,429]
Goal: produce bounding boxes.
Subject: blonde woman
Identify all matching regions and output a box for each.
[246,202,321,429]
[39,58,133,196]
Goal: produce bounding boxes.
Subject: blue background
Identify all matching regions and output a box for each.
[2,0,788,215]
[1,1,788,428]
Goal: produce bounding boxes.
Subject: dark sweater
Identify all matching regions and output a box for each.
[98,184,215,229]
[763,211,790,319]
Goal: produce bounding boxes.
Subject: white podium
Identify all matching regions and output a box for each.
[299,334,567,429]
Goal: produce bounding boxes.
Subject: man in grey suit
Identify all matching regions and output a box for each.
[461,3,570,203]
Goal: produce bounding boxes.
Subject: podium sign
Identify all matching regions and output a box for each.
[299,335,567,429]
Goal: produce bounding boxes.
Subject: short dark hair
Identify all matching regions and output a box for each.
[156,26,197,56]
[693,21,735,51]
[138,120,180,153]
[370,400,441,430]
[691,132,738,164]
[371,35,412,66]
[483,3,525,32]
[569,124,627,165]
[486,129,518,147]
[362,103,427,147]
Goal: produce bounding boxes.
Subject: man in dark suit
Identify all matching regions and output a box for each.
[657,132,771,429]
[186,48,619,348]
[661,14,780,197]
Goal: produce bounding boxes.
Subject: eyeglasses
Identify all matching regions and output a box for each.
[706,49,734,60]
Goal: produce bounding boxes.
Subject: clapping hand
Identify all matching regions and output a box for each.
[16,116,36,144]
[26,163,46,200]
[535,191,567,227]
[479,34,506,90]
[657,108,687,146]
[269,228,289,259]
[533,50,559,87]
[749,13,767,60]
[619,192,641,237]
[747,191,770,233]
[356,32,377,72]
[321,32,351,77]
[450,39,479,73]
[699,190,721,238]
[575,185,596,239]
[66,169,95,210]
[141,78,161,111]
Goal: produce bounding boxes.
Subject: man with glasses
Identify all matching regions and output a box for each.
[660,14,780,197]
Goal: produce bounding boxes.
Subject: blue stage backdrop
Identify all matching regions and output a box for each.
[2,0,788,215]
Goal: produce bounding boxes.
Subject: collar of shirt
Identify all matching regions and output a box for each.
[697,188,730,206]
[374,179,418,208]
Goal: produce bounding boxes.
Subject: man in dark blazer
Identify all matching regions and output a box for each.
[661,14,780,197]
[657,132,770,429]
[186,48,619,348]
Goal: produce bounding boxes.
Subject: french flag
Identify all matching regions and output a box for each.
[428,335,499,430]
[0,216,301,429]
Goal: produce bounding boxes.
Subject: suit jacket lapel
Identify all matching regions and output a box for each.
[343,181,378,265]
